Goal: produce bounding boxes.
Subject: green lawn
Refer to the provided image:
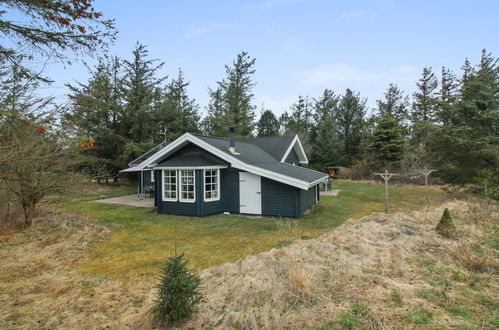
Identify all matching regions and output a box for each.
[58,180,452,279]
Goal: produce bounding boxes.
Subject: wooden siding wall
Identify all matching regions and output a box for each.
[261,177,299,217]
[299,186,316,216]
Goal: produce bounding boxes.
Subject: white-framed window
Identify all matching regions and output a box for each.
[151,170,155,182]
[204,169,220,202]
[179,170,195,202]
[163,170,177,201]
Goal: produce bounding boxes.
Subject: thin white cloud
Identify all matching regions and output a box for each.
[184,23,231,37]
[296,63,418,86]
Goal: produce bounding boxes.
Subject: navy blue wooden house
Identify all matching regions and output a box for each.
[125,130,328,218]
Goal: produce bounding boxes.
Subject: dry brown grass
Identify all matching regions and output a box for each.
[158,199,496,329]
[1,199,497,329]
[0,210,155,329]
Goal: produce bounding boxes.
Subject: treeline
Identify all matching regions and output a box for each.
[65,45,498,197]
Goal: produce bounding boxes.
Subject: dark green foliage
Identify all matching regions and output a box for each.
[65,44,201,180]
[203,51,256,137]
[367,114,405,171]
[286,95,314,136]
[376,83,410,125]
[411,67,438,154]
[310,115,343,169]
[157,68,200,139]
[436,208,456,239]
[336,89,367,164]
[152,254,202,325]
[256,109,280,137]
[428,49,498,187]
[0,0,115,82]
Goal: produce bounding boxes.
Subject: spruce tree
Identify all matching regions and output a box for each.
[287,95,313,135]
[367,114,406,171]
[256,109,280,137]
[202,87,225,136]
[121,43,166,142]
[428,49,499,185]
[376,83,410,126]
[279,111,291,134]
[208,51,257,137]
[152,254,201,325]
[311,89,338,142]
[336,89,367,164]
[158,68,200,139]
[436,208,456,239]
[410,67,438,158]
[436,66,458,126]
[310,114,344,169]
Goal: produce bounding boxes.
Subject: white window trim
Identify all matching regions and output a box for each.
[179,169,196,203]
[162,170,178,202]
[151,170,155,182]
[203,169,221,202]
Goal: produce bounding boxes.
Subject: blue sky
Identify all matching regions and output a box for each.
[46,0,498,116]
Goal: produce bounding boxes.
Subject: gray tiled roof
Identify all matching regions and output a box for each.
[194,134,327,184]
[237,135,295,161]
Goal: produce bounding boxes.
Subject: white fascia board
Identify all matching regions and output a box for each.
[140,133,312,190]
[281,135,309,164]
[153,165,228,170]
[137,133,190,169]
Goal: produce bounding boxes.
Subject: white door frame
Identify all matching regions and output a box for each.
[239,172,262,215]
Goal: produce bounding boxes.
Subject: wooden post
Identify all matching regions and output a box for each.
[374,169,399,213]
[419,169,435,207]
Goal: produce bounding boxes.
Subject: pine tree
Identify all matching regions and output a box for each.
[367,114,406,170]
[336,89,367,164]
[429,50,499,185]
[152,254,201,325]
[436,66,458,126]
[278,111,291,134]
[157,68,200,139]
[256,109,280,137]
[205,51,257,137]
[202,87,225,136]
[311,89,338,142]
[412,67,438,123]
[287,95,313,135]
[65,56,126,180]
[310,114,343,169]
[121,43,166,142]
[435,208,456,239]
[410,67,439,155]
[376,83,410,126]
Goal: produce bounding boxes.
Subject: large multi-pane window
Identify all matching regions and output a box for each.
[204,169,220,201]
[163,170,177,201]
[180,170,195,202]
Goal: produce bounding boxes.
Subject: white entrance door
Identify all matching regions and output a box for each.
[239,172,262,215]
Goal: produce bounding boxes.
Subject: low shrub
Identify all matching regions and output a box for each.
[152,254,201,326]
[436,208,456,239]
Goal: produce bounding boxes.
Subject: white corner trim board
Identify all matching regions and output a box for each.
[280,135,309,164]
[138,133,322,190]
